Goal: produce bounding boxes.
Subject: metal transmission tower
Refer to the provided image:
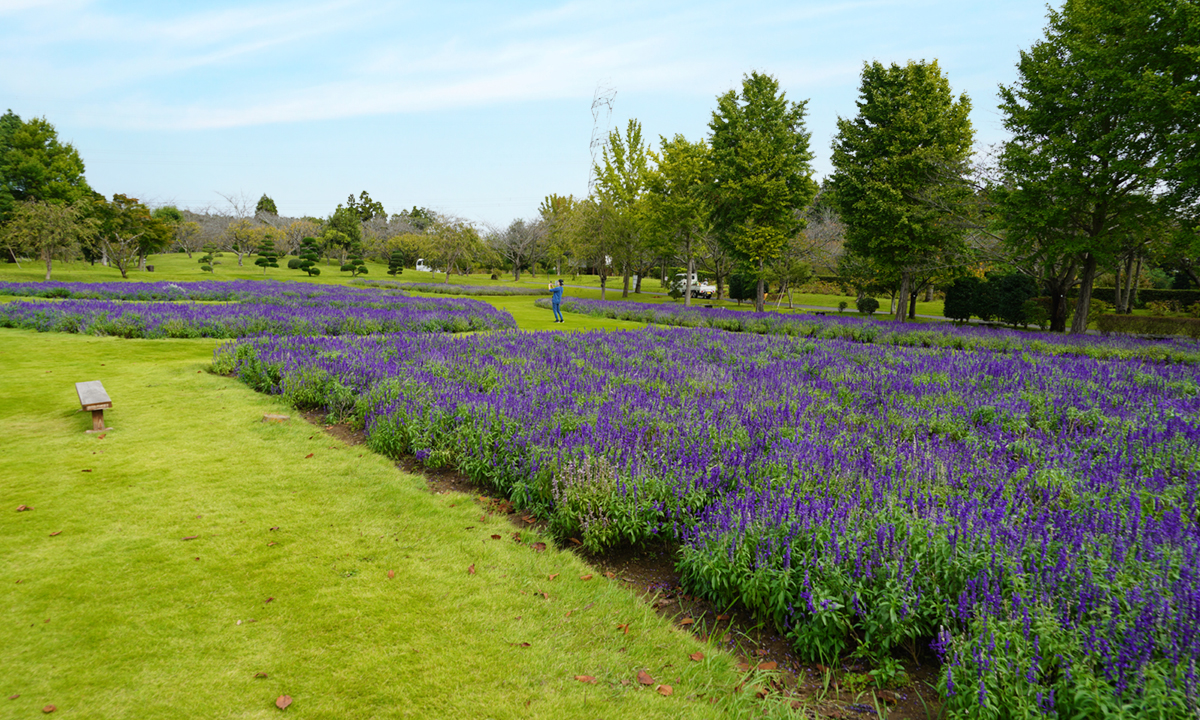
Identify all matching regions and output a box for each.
[587,84,617,196]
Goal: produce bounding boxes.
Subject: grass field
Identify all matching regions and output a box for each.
[0,329,794,719]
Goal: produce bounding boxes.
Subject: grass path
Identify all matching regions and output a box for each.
[0,329,761,719]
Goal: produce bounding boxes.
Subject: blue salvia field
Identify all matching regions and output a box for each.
[0,280,517,336]
[7,277,1199,717]
[218,323,1200,718]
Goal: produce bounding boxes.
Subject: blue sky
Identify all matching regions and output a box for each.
[1,0,1051,227]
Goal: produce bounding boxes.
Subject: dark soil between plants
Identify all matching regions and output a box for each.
[301,411,942,719]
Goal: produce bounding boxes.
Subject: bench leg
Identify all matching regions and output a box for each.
[90,409,106,432]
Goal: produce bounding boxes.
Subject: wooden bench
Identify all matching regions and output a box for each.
[75,380,112,433]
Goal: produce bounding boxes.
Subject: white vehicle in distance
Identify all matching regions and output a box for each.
[415,258,435,273]
[670,272,716,299]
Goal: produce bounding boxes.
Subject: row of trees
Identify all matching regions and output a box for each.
[522,0,1197,333]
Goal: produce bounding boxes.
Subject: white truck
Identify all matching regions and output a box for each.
[670,273,716,299]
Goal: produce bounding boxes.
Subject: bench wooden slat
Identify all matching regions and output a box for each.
[76,380,112,412]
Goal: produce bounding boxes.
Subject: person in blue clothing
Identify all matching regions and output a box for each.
[549,279,564,322]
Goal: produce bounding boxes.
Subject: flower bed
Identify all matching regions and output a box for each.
[0,286,515,337]
[216,326,1200,717]
[543,297,1200,363]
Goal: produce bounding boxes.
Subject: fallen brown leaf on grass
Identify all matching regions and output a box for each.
[491,534,501,540]
[679,617,694,626]
[16,505,32,512]
[255,672,268,679]
[717,614,730,621]
[574,675,597,684]
[511,642,531,647]
[387,570,395,579]
[637,670,654,686]
[580,574,593,581]
[657,684,673,696]
[604,571,616,579]
[49,531,61,537]
[270,527,279,531]
[757,661,778,671]
[547,573,559,580]
[468,564,475,575]
[305,453,313,459]
[81,469,91,473]
[275,695,292,710]
[569,537,581,545]
[533,542,546,552]
[616,623,629,635]
[42,705,55,713]
[267,542,277,547]
[182,535,199,541]
[265,597,274,604]
[689,652,704,662]
[8,694,18,700]
[754,648,768,657]
[736,662,750,672]
[522,516,535,524]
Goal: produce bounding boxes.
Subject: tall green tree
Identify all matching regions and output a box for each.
[325,205,363,264]
[538,194,577,277]
[829,60,974,322]
[646,135,713,307]
[995,0,1200,333]
[593,119,654,297]
[255,194,278,216]
[345,191,385,223]
[0,113,91,229]
[709,72,817,312]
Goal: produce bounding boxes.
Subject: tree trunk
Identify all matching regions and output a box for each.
[634,273,643,293]
[513,263,521,281]
[621,267,630,298]
[600,272,607,301]
[908,287,918,319]
[684,255,693,308]
[138,253,146,271]
[43,249,52,281]
[1118,255,1137,312]
[1070,253,1098,335]
[755,259,765,312]
[894,270,911,322]
[925,285,934,302]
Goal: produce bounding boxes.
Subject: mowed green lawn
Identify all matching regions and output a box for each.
[0,329,771,719]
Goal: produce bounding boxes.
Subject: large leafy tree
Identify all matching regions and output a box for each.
[646,135,713,307]
[829,60,974,322]
[1,199,95,280]
[995,0,1199,333]
[709,72,817,312]
[0,112,92,235]
[94,194,168,279]
[593,119,654,297]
